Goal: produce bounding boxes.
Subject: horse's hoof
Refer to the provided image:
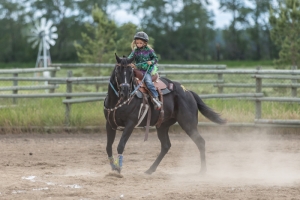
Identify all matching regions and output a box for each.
[106,172,124,178]
[199,169,206,175]
[144,169,154,175]
[116,168,121,174]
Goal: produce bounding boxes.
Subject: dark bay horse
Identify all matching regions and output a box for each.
[104,55,226,174]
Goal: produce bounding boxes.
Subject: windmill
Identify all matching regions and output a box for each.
[27,18,58,78]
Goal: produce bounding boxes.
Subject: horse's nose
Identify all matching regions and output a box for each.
[120,84,130,99]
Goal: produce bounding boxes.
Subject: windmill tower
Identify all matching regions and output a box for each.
[27,18,58,78]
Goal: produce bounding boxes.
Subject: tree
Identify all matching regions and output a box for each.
[174,1,215,60]
[0,0,29,63]
[123,0,214,61]
[74,5,117,91]
[269,0,300,68]
[115,23,138,57]
[74,5,117,63]
[247,0,272,60]
[219,0,251,60]
[29,0,85,61]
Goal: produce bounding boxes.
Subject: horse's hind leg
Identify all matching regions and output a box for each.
[145,120,176,175]
[179,121,207,174]
[189,128,206,173]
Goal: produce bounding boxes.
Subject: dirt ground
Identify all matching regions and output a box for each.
[1,128,300,200]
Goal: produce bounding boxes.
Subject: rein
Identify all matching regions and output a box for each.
[108,62,151,99]
[130,63,151,95]
[104,61,151,131]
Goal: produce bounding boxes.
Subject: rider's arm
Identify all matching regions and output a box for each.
[149,49,159,65]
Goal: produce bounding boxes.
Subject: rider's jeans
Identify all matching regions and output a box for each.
[144,73,158,98]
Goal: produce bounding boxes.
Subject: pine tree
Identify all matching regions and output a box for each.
[115,23,137,57]
[74,4,117,91]
[269,0,300,68]
[74,4,117,64]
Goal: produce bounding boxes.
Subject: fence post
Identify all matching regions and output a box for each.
[49,68,57,93]
[255,66,262,119]
[291,66,297,97]
[12,73,18,104]
[217,73,223,93]
[65,71,73,126]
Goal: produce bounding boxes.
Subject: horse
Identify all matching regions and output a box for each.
[104,54,226,175]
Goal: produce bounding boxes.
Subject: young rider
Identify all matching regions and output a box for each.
[128,31,162,109]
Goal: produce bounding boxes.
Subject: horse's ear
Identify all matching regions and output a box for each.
[128,55,135,64]
[115,53,121,63]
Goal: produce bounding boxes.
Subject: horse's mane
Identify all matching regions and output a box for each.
[120,56,130,67]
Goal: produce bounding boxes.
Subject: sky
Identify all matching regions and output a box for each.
[109,0,232,28]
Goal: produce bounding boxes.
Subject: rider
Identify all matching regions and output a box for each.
[128,31,162,109]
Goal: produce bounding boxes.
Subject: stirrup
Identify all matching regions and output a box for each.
[152,98,162,110]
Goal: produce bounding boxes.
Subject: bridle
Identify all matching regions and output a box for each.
[104,62,136,112]
[104,61,137,130]
[114,63,134,97]
[104,57,152,131]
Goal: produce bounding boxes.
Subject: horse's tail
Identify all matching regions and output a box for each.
[190,90,227,125]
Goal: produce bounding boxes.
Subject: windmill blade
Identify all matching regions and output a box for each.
[27,33,39,38]
[50,26,57,33]
[45,20,53,31]
[31,39,40,48]
[50,33,58,39]
[44,28,49,36]
[27,36,39,43]
[48,39,56,46]
[34,21,41,33]
[31,28,40,36]
[40,18,46,30]
[27,34,39,39]
[45,42,50,50]
[44,35,50,42]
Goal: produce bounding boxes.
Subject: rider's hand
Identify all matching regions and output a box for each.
[147,61,152,65]
[130,63,136,69]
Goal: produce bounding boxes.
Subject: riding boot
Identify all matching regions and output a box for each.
[152,97,162,110]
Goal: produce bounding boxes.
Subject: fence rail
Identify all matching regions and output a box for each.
[255,119,300,125]
[0,92,106,98]
[214,83,300,88]
[159,69,300,75]
[0,85,59,91]
[50,63,227,69]
[0,67,60,74]
[1,65,300,127]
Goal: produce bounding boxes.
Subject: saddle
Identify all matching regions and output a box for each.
[133,69,167,93]
[133,69,168,134]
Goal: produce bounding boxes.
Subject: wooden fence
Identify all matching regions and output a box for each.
[0,64,299,127]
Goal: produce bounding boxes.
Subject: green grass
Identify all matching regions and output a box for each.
[200,99,299,123]
[0,98,105,127]
[0,98,298,128]
[0,61,298,129]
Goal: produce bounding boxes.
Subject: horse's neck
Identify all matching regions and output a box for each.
[105,84,120,108]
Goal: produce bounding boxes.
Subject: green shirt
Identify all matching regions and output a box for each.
[128,46,159,75]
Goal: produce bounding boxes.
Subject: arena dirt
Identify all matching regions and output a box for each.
[0,129,300,200]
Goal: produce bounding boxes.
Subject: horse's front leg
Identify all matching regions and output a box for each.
[114,120,136,173]
[106,121,117,171]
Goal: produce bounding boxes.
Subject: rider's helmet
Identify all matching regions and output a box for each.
[133,31,149,42]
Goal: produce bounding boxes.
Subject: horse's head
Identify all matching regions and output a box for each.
[114,53,135,100]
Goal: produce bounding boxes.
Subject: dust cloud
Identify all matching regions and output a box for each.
[171,129,300,186]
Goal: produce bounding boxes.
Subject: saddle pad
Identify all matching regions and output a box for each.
[136,88,171,98]
[136,78,167,94]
